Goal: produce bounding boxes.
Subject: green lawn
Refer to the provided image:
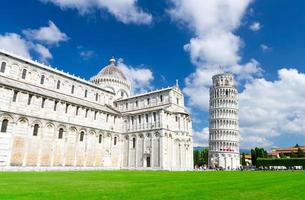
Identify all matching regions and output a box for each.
[0,170,304,200]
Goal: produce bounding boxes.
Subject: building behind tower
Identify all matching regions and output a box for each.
[208,73,240,170]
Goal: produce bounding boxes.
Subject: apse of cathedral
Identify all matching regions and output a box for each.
[0,49,193,171]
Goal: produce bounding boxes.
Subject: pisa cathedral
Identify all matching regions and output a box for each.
[208,73,240,170]
[0,49,193,171]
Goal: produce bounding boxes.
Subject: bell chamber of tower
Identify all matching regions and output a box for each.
[208,73,240,170]
[90,58,131,99]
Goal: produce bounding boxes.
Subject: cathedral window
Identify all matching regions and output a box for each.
[71,85,75,94]
[153,112,156,122]
[12,90,18,102]
[84,89,88,98]
[76,106,79,115]
[0,62,6,73]
[145,114,149,123]
[135,100,138,107]
[98,134,102,143]
[1,119,8,133]
[147,98,150,105]
[160,95,163,102]
[94,111,98,120]
[125,103,128,109]
[85,109,89,118]
[131,116,134,125]
[132,138,136,148]
[95,93,98,101]
[58,128,64,139]
[176,98,179,105]
[65,104,69,114]
[54,101,58,111]
[57,80,61,89]
[27,94,33,105]
[33,124,39,136]
[114,137,117,145]
[41,98,46,108]
[106,114,109,122]
[40,75,45,85]
[21,69,27,79]
[138,115,141,124]
[80,132,84,142]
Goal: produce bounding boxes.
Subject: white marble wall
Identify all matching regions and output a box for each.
[0,50,193,171]
[208,73,240,170]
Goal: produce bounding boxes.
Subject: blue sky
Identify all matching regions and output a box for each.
[1,0,305,149]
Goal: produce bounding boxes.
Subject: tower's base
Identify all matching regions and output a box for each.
[208,152,240,170]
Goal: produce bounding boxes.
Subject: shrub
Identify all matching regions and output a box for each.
[256,158,305,168]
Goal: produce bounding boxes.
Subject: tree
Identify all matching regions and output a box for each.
[201,148,209,165]
[193,150,200,167]
[241,153,246,166]
[193,148,209,167]
[297,148,305,158]
[251,149,257,166]
[251,147,268,166]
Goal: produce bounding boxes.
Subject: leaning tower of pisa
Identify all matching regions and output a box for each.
[208,73,240,170]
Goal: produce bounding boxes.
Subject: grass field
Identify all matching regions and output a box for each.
[0,170,304,200]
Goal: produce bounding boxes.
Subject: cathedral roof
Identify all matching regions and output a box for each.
[93,58,127,81]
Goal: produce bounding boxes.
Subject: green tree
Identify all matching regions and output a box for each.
[201,148,209,165]
[290,152,298,158]
[297,148,305,158]
[241,153,246,166]
[193,150,200,167]
[251,147,268,166]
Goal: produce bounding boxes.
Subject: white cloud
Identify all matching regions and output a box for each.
[23,20,69,45]
[0,21,68,62]
[168,1,274,148]
[260,44,271,52]
[34,44,53,61]
[193,127,209,147]
[239,68,305,148]
[80,50,95,60]
[117,59,154,94]
[184,32,241,67]
[0,33,32,58]
[41,0,152,25]
[249,22,261,31]
[169,0,259,110]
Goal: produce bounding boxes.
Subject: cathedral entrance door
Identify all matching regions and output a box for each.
[146,156,151,167]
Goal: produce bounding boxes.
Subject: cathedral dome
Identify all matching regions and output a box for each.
[95,58,127,81]
[90,57,131,99]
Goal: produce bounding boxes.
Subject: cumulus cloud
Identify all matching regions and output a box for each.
[0,33,32,58]
[193,127,209,147]
[249,22,261,31]
[117,59,154,94]
[40,0,152,25]
[239,68,305,148]
[168,1,276,148]
[0,21,69,62]
[23,20,69,45]
[34,44,53,62]
[169,0,259,110]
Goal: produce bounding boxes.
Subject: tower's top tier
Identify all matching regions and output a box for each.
[212,73,235,87]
